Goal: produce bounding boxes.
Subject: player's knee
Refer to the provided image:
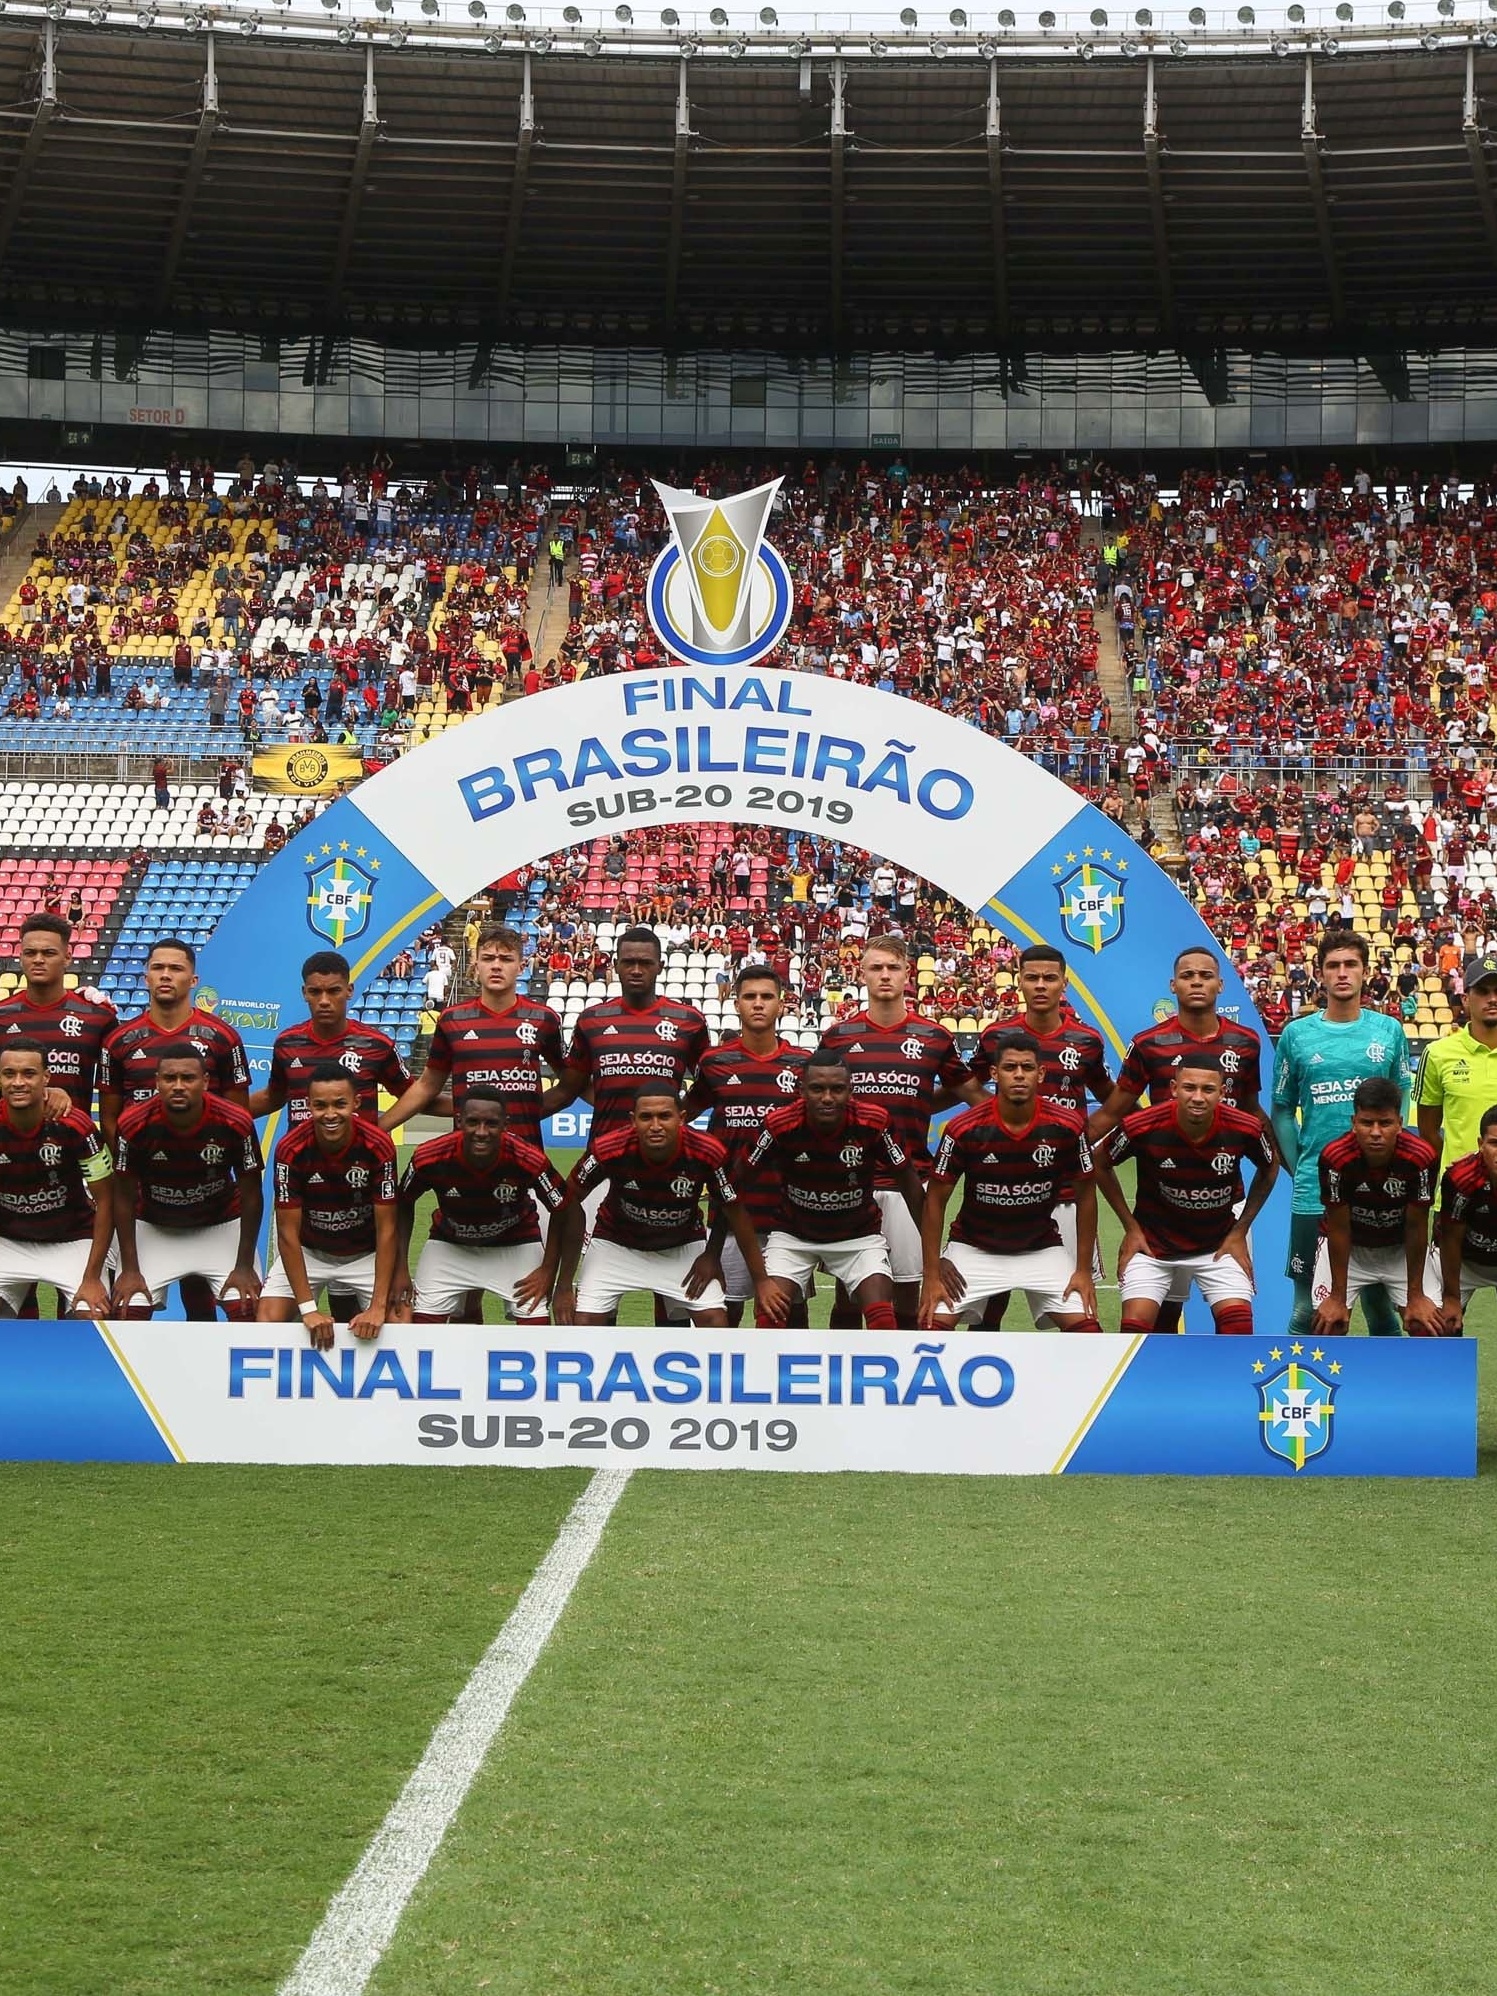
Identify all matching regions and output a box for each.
[1214,1301,1254,1336]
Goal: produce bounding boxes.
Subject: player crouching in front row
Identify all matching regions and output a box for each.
[1093,1049,1279,1335]
[111,1043,264,1321]
[918,1031,1102,1333]
[0,1037,114,1317]
[1311,1077,1443,1337]
[393,1090,567,1328]
[1434,1106,1497,1334]
[549,1082,777,1329]
[257,1065,399,1350]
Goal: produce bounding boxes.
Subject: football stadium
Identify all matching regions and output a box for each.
[1,2,1495,1990]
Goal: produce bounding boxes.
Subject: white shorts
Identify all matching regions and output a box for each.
[132,1218,257,1307]
[939,1240,1087,1325]
[765,1231,891,1293]
[0,1234,102,1312]
[263,1247,380,1312]
[875,1187,921,1283]
[1424,1245,1497,1308]
[575,1236,724,1317]
[1121,1248,1255,1308]
[413,1237,548,1319]
[1311,1240,1408,1311]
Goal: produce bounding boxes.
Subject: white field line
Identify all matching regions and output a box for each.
[279,1468,634,1996]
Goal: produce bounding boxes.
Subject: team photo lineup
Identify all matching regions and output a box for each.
[4,891,1492,1340]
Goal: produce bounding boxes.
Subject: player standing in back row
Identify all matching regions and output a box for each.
[0,913,116,1114]
[819,933,984,1327]
[1088,946,1264,1139]
[1271,930,1410,1337]
[686,964,810,1326]
[250,950,410,1129]
[381,923,565,1150]
[99,938,250,1147]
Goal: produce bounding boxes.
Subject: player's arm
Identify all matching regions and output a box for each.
[1269,1034,1301,1173]
[1414,1045,1443,1155]
[109,1164,154,1315]
[73,1164,115,1318]
[1311,1202,1351,1336]
[1069,1177,1100,1322]
[392,1165,422,1310]
[1437,1197,1468,1335]
[1402,1200,1441,1336]
[1214,1138,1280,1278]
[1087,1080,1140,1144]
[547,1194,586,1324]
[379,1063,452,1133]
[98,1085,124,1152]
[1091,1131,1148,1275]
[270,1202,334,1350]
[220,1036,251,1111]
[721,1198,776,1325]
[349,1203,396,1343]
[514,1159,569,1316]
[919,1172,961,1328]
[224,1170,264,1314]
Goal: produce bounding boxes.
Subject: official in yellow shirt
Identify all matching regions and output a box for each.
[1416,954,1497,1177]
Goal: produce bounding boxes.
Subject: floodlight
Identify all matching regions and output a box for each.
[563,5,581,18]
[868,34,887,51]
[88,3,106,19]
[484,31,503,48]
[615,4,632,19]
[1272,35,1290,53]
[1038,9,1054,25]
[1419,28,1437,45]
[1168,34,1185,52]
[1090,8,1107,23]
[1237,5,1253,21]
[1386,0,1403,13]
[998,10,1015,26]
[337,23,357,40]
[240,13,259,30]
[1335,1,1352,18]
[1120,35,1140,53]
[760,5,777,20]
[899,5,917,21]
[388,20,408,38]
[583,32,601,50]
[1320,31,1339,50]
[532,29,553,47]
[948,7,967,23]
[1188,7,1205,22]
[1134,6,1151,20]
[710,5,728,20]
[976,36,999,55]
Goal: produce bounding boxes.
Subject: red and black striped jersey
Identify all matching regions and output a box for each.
[565,997,711,1147]
[1319,1129,1437,1248]
[101,1009,250,1109]
[1116,1015,1263,1114]
[399,1129,566,1248]
[972,1015,1112,1119]
[0,1103,111,1243]
[269,1020,411,1127]
[423,995,566,1146]
[272,1115,397,1256]
[1108,1102,1275,1260]
[115,1093,263,1229]
[818,1010,969,1177]
[686,1037,811,1232]
[1441,1152,1497,1263]
[570,1126,733,1250]
[0,988,117,1112]
[931,1101,1092,1257]
[747,1099,908,1243]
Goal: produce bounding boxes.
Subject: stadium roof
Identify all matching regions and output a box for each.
[3,6,1497,358]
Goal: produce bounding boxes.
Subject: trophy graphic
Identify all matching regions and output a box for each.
[646,476,794,669]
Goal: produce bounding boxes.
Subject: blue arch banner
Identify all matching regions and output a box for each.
[198,671,1290,1325]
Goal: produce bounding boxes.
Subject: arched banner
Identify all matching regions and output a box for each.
[197,670,1291,1325]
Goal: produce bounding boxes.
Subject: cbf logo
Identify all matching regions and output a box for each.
[306,854,375,949]
[1257,1356,1338,1471]
[1054,857,1127,955]
[646,478,793,670]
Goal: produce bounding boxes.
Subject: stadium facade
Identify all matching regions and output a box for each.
[5,6,1497,455]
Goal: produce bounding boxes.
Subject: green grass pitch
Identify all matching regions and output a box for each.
[0,1173,1492,1995]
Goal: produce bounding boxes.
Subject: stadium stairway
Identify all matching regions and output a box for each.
[0,502,62,610]
[1080,518,1133,741]
[524,535,574,675]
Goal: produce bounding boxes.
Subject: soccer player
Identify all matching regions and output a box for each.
[394,1090,567,1326]
[919,1031,1101,1332]
[99,938,250,1146]
[1271,930,1411,1336]
[1433,1106,1497,1334]
[1093,1049,1279,1334]
[257,1065,399,1348]
[819,932,983,1326]
[0,1037,114,1317]
[1312,1077,1441,1337]
[546,926,710,1155]
[970,940,1112,1318]
[1088,946,1264,1138]
[0,913,116,1114]
[250,950,410,1128]
[549,1082,771,1327]
[1416,951,1497,1178]
[381,923,564,1149]
[111,1043,264,1320]
[746,1050,925,1331]
[686,964,810,1325]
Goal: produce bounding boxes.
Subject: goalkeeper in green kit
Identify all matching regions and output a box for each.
[1272,930,1412,1336]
